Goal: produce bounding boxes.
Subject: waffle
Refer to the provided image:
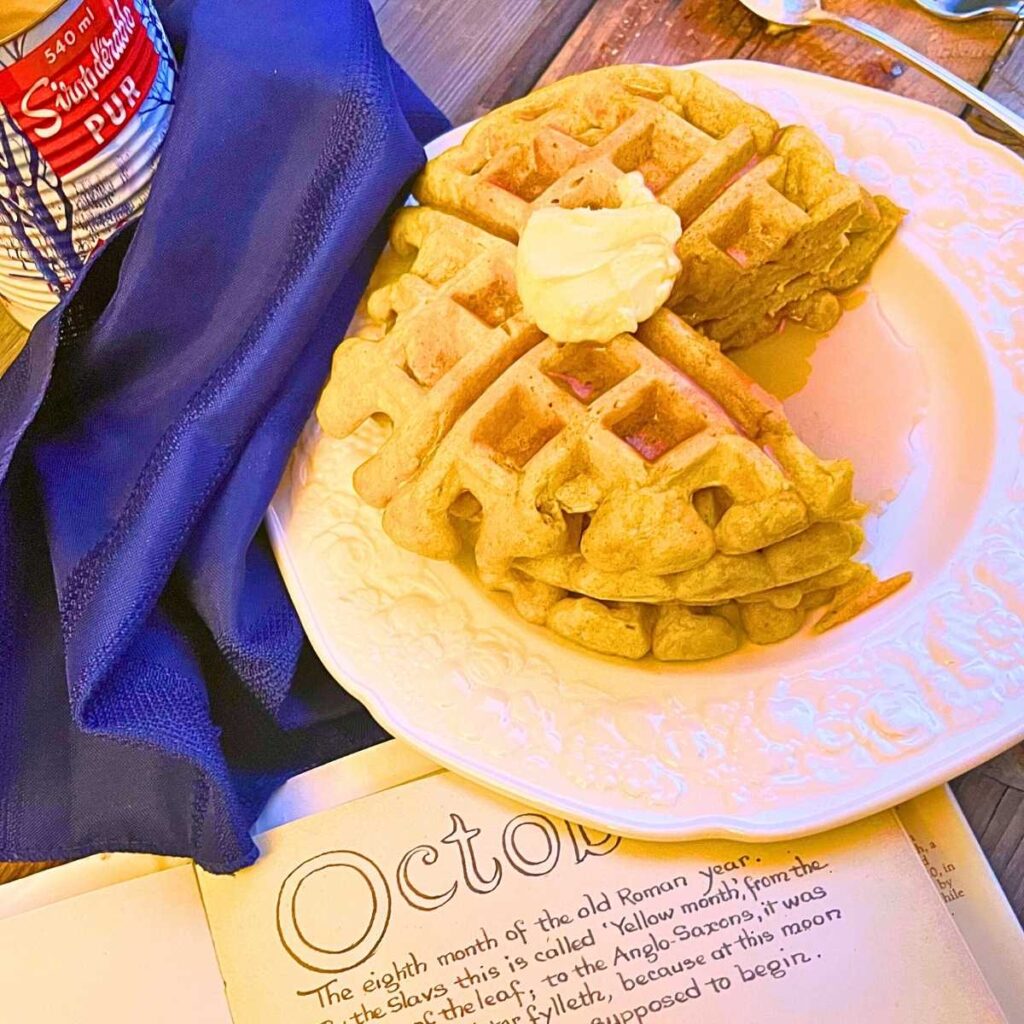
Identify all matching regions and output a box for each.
[415,65,902,350]
[318,207,543,508]
[317,66,909,662]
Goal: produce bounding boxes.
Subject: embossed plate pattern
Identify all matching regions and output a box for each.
[269,62,1024,841]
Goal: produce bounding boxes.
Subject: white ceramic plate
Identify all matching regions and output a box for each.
[268,61,1024,841]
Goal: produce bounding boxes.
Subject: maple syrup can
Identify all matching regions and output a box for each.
[0,0,177,328]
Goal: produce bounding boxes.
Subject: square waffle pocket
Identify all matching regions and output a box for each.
[415,64,902,351]
[318,66,908,662]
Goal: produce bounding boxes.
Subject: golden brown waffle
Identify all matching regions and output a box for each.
[415,65,902,350]
[317,66,909,662]
[318,207,544,508]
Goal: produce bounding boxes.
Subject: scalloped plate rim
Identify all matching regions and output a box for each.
[269,59,1024,842]
[268,503,1024,843]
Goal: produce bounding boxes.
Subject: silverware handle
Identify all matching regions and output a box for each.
[807,8,1024,142]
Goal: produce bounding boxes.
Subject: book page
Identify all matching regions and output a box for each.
[897,786,1024,1023]
[253,740,440,834]
[0,863,233,1023]
[0,851,185,922]
[199,772,1005,1024]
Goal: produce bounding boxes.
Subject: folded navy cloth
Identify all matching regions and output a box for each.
[0,0,448,872]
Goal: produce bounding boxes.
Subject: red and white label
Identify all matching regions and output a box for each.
[0,1,159,177]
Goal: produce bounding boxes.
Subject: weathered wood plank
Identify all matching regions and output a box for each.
[953,766,1024,921]
[980,787,1024,922]
[0,862,59,887]
[977,744,1024,792]
[953,770,1010,836]
[984,787,1024,871]
[734,0,1015,116]
[538,0,759,87]
[463,1,607,118]
[1003,818,1024,920]
[537,0,1012,116]
[965,18,1024,154]
[376,0,598,124]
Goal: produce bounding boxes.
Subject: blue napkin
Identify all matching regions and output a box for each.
[0,0,448,872]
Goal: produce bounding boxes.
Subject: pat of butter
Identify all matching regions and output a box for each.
[515,172,682,344]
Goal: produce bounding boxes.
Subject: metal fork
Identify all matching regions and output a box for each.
[912,0,1022,19]
[737,0,1024,141]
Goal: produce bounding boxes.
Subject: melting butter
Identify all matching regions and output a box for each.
[515,172,682,344]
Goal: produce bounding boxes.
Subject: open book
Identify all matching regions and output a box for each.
[1,741,1022,1023]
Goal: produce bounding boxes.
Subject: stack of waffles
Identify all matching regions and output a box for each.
[317,66,908,661]
[414,64,902,350]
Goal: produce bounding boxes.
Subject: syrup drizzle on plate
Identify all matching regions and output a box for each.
[732,289,929,540]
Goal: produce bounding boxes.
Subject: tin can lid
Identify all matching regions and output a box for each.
[0,1,71,48]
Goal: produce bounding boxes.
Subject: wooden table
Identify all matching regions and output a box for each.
[3,0,1023,922]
